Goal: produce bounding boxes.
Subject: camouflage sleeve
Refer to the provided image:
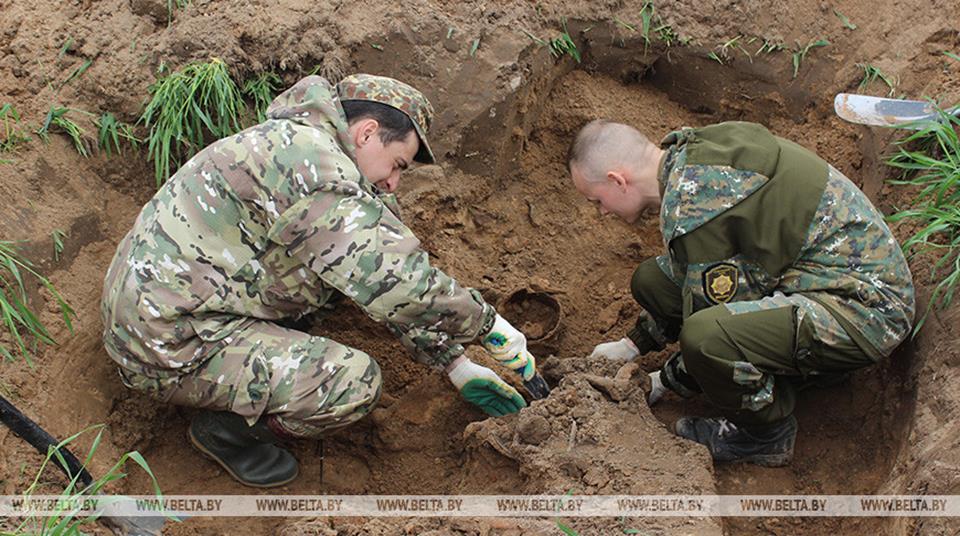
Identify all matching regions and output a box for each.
[267,179,494,367]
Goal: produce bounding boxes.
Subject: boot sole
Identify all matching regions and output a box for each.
[188,426,300,488]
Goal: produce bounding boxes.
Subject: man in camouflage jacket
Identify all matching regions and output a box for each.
[101,74,539,487]
[569,120,914,466]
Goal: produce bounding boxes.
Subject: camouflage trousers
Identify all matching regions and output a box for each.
[632,258,874,426]
[117,320,382,438]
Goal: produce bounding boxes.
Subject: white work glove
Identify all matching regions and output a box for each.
[589,338,640,361]
[447,357,527,416]
[480,314,537,381]
[647,370,667,406]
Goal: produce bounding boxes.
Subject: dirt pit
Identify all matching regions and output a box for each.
[1,1,960,535]
[498,290,562,345]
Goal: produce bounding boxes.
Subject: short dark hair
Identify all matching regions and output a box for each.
[341,100,416,144]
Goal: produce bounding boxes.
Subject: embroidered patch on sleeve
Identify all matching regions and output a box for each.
[703,263,739,304]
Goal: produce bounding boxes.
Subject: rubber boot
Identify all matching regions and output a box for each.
[189,411,299,488]
[674,415,797,467]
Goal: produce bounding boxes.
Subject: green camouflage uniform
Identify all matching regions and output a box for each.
[627,122,914,425]
[101,75,494,438]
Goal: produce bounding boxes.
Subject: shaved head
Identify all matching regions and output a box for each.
[567,120,653,182]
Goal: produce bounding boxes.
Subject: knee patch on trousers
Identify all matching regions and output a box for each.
[273,352,383,438]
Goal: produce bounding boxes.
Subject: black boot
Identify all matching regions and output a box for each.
[189,411,299,488]
[674,415,797,467]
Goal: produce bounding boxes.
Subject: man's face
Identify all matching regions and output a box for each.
[571,164,646,224]
[353,125,419,193]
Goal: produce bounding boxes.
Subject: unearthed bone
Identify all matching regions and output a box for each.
[582,361,648,401]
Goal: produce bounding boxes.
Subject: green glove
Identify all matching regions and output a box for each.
[447,357,527,417]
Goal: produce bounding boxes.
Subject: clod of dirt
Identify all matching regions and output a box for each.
[129,0,168,24]
[516,413,551,445]
[462,356,721,534]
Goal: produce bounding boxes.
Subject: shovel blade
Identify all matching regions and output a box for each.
[522,373,551,400]
[834,93,938,128]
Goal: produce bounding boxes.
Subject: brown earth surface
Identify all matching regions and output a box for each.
[1,0,959,535]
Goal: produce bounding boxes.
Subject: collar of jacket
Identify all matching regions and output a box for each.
[265,75,380,198]
[656,141,682,199]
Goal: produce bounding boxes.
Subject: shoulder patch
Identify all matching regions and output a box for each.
[703,263,739,304]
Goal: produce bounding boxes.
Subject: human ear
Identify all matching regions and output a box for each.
[607,170,628,192]
[356,119,379,146]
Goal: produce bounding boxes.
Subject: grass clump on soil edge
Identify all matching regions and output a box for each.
[96,112,139,156]
[36,107,92,158]
[0,241,75,365]
[141,58,244,187]
[141,58,285,187]
[242,71,282,123]
[0,104,30,163]
[886,105,960,334]
[2,425,165,536]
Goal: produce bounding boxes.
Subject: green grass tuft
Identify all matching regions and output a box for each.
[0,104,30,157]
[140,58,244,187]
[549,19,580,63]
[654,23,679,46]
[9,425,165,535]
[757,39,785,54]
[792,38,829,78]
[834,9,857,30]
[857,63,897,96]
[639,1,656,49]
[886,104,960,334]
[51,229,67,262]
[0,240,75,365]
[36,106,91,157]
[59,58,93,89]
[242,72,283,124]
[96,112,140,156]
[713,35,752,63]
[525,20,581,63]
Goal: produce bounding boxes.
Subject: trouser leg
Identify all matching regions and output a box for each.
[630,258,703,396]
[157,320,382,438]
[678,296,872,426]
[630,257,683,341]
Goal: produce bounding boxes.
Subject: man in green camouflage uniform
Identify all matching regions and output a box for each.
[101,74,540,487]
[569,120,914,466]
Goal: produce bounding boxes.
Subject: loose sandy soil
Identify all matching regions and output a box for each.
[0,0,959,534]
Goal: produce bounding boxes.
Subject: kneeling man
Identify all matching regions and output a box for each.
[569,120,914,466]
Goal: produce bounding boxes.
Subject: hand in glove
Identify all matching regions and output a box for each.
[480,314,537,381]
[647,370,667,405]
[447,357,527,416]
[589,338,640,361]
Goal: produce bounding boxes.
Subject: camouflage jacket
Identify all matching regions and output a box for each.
[641,122,914,360]
[101,76,494,381]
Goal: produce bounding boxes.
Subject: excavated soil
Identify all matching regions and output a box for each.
[1,0,959,535]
